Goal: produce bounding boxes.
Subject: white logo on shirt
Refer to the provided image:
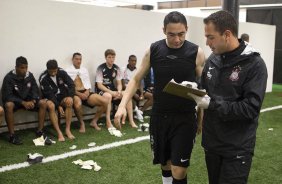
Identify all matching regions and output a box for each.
[180,158,189,163]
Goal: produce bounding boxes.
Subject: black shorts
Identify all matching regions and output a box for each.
[76,90,95,108]
[56,94,66,107]
[97,89,120,106]
[205,151,253,184]
[3,100,41,112]
[149,112,197,167]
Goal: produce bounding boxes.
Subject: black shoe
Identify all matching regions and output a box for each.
[36,130,52,146]
[35,130,44,138]
[27,153,43,164]
[44,137,52,146]
[9,134,23,145]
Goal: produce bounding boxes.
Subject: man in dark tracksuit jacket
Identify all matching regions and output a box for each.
[189,11,268,184]
[1,56,49,145]
[39,59,75,141]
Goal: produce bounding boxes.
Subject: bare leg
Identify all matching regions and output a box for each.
[73,96,85,133]
[140,92,153,112]
[37,99,47,131]
[126,99,137,128]
[162,159,188,182]
[47,101,65,141]
[63,97,75,139]
[88,94,108,131]
[171,165,188,181]
[0,106,4,125]
[4,102,15,135]
[102,92,114,128]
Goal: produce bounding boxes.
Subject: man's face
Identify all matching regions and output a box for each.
[128,57,137,68]
[105,54,115,67]
[205,22,228,55]
[48,68,58,77]
[163,23,187,49]
[72,55,82,69]
[16,64,28,78]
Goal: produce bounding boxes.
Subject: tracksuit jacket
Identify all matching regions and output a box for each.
[201,40,268,157]
[39,68,75,107]
[2,70,40,105]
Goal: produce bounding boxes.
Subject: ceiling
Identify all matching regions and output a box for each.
[52,0,282,9]
[52,0,180,7]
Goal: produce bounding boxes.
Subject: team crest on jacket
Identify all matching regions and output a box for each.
[27,82,31,88]
[59,79,64,84]
[229,66,241,81]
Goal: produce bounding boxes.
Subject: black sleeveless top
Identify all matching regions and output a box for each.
[150,39,198,114]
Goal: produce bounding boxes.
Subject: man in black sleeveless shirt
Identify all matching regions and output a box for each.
[114,11,205,184]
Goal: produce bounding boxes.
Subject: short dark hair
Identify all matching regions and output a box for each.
[46,59,58,70]
[203,10,238,37]
[128,55,136,61]
[72,52,82,59]
[105,49,116,57]
[164,11,187,30]
[240,33,249,42]
[16,56,28,67]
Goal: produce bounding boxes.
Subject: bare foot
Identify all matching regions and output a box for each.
[122,121,125,125]
[58,134,65,142]
[90,120,101,131]
[65,130,75,140]
[106,121,114,129]
[130,121,138,128]
[79,122,86,133]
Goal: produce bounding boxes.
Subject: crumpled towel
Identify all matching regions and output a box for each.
[108,127,122,137]
[72,159,101,171]
[33,136,45,146]
[33,135,55,146]
[181,81,198,89]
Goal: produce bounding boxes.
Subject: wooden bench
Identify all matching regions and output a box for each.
[0,106,97,133]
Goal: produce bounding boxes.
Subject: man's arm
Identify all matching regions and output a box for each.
[30,74,40,101]
[116,67,123,96]
[96,82,115,95]
[62,70,75,97]
[39,75,59,107]
[195,47,206,134]
[2,76,23,104]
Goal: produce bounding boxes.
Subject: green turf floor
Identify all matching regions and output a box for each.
[0,85,281,184]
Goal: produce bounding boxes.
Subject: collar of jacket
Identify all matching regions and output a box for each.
[11,69,30,79]
[209,40,258,68]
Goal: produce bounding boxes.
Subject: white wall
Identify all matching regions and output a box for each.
[0,0,165,94]
[0,0,275,96]
[154,7,247,22]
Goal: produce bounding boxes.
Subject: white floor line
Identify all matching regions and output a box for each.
[1,105,282,173]
[0,135,149,173]
[260,105,282,113]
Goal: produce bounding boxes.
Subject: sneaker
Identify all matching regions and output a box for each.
[136,109,143,115]
[134,109,144,122]
[9,134,23,145]
[134,106,143,115]
[27,153,43,164]
[36,130,52,146]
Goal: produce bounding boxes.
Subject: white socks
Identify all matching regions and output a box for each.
[162,176,173,184]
